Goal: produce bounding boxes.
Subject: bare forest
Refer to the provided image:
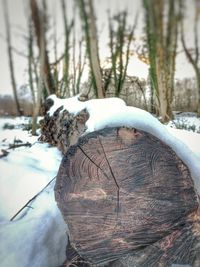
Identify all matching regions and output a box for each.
[0,0,200,125]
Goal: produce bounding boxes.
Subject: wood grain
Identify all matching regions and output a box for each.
[55,127,200,266]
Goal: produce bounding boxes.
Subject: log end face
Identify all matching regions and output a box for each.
[55,127,200,266]
[117,127,142,146]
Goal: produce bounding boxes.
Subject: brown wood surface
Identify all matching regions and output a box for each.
[55,127,200,267]
[40,101,89,154]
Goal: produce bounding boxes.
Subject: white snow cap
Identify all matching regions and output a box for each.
[48,95,200,195]
[0,117,67,267]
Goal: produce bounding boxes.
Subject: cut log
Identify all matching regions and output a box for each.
[55,127,200,267]
[40,99,89,154]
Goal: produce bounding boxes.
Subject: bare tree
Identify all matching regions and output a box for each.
[30,0,55,135]
[30,0,55,96]
[27,13,41,135]
[77,0,105,98]
[3,0,22,115]
[75,38,87,94]
[180,0,200,116]
[61,0,74,97]
[107,11,138,96]
[143,0,179,122]
[52,14,59,94]
[71,13,86,96]
[72,10,77,96]
[27,17,36,106]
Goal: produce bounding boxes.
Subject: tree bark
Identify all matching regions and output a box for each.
[196,70,200,116]
[87,0,104,98]
[30,0,55,96]
[28,17,36,106]
[3,0,22,116]
[61,0,74,98]
[143,0,178,122]
[180,0,200,117]
[108,11,137,97]
[77,0,105,98]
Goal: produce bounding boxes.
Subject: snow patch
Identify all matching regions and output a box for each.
[0,117,67,267]
[0,136,61,220]
[48,94,126,117]
[0,181,67,267]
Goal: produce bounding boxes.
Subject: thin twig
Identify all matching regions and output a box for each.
[8,142,32,150]
[0,149,9,158]
[10,176,56,221]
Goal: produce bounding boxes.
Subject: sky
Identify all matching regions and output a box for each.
[0,0,198,96]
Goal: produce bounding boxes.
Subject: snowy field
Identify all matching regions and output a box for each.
[0,117,67,267]
[0,98,200,267]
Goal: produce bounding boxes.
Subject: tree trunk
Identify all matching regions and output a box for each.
[55,127,200,267]
[61,0,74,98]
[31,69,43,135]
[87,0,104,98]
[77,0,104,98]
[3,0,22,116]
[30,0,55,96]
[143,0,178,122]
[28,17,36,106]
[180,0,200,117]
[196,69,200,116]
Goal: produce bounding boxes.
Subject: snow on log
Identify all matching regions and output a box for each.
[55,127,200,267]
[40,95,200,194]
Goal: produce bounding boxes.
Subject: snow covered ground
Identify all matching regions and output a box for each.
[0,117,67,267]
[0,99,200,267]
[0,118,62,220]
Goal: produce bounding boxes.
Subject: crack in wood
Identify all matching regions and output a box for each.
[77,145,110,181]
[78,139,120,215]
[97,136,120,216]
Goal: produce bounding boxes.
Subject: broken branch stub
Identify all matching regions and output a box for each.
[55,127,200,267]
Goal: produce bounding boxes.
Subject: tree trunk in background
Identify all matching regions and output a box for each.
[76,39,87,95]
[52,15,59,96]
[28,17,36,106]
[32,12,47,135]
[108,11,137,97]
[30,0,52,135]
[31,65,43,135]
[197,72,200,115]
[3,0,22,116]
[30,0,55,96]
[77,0,105,98]
[180,0,200,116]
[143,0,178,122]
[61,0,74,98]
[87,0,104,98]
